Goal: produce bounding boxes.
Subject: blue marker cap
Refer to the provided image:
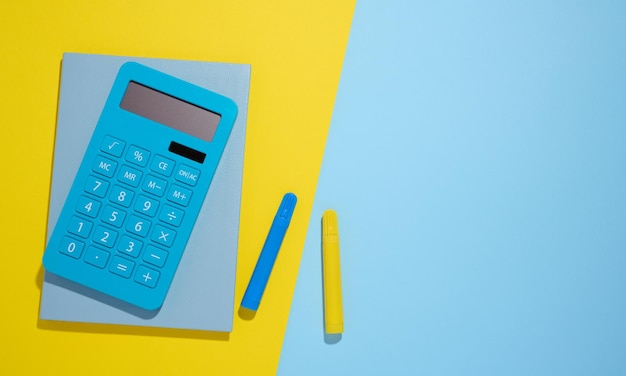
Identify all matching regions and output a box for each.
[241,193,297,311]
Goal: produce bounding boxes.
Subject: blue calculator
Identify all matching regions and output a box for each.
[43,62,237,310]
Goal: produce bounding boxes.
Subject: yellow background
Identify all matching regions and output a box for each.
[0,1,354,374]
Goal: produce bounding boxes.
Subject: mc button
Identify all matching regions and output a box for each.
[92,155,117,178]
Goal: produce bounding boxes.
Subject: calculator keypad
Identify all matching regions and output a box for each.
[58,135,191,290]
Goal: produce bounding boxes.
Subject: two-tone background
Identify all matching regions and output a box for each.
[2,1,626,374]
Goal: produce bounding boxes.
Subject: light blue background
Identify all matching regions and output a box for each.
[279,1,626,374]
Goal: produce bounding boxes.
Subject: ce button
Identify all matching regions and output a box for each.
[150,154,175,177]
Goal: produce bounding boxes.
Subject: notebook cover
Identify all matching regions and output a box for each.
[39,53,250,332]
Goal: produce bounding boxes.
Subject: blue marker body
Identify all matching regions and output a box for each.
[241,193,297,311]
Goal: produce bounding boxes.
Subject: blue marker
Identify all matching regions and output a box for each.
[241,193,297,311]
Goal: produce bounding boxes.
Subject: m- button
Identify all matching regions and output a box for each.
[174,164,200,187]
[142,175,167,197]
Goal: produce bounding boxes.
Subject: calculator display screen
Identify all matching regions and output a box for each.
[120,81,221,142]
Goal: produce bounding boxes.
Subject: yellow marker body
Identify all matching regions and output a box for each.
[322,210,344,334]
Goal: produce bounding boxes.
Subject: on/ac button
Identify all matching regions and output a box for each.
[174,164,200,187]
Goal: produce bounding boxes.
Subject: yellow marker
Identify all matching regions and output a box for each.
[322,209,344,334]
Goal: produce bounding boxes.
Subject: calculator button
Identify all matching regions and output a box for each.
[84,175,109,198]
[109,256,134,278]
[59,236,84,259]
[67,216,93,238]
[92,155,117,177]
[150,155,175,177]
[100,205,127,228]
[75,196,101,218]
[141,175,167,197]
[100,136,125,157]
[126,215,151,237]
[117,235,142,258]
[109,185,134,207]
[117,165,143,187]
[92,225,118,248]
[84,246,110,269]
[134,266,159,288]
[143,245,168,268]
[134,195,159,217]
[174,164,200,187]
[158,205,184,227]
[126,145,150,167]
[151,225,176,247]
[167,185,192,207]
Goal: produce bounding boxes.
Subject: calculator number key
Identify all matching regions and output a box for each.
[100,205,127,228]
[167,185,192,207]
[151,225,176,247]
[92,226,118,248]
[59,236,84,259]
[100,136,125,157]
[92,155,117,177]
[67,216,93,238]
[126,145,150,167]
[134,266,160,288]
[84,175,109,198]
[109,185,134,207]
[117,235,143,258]
[126,215,151,237]
[134,195,159,217]
[75,196,101,218]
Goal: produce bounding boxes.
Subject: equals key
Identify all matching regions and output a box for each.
[109,256,134,278]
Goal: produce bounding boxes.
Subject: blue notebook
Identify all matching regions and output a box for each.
[39,53,250,332]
